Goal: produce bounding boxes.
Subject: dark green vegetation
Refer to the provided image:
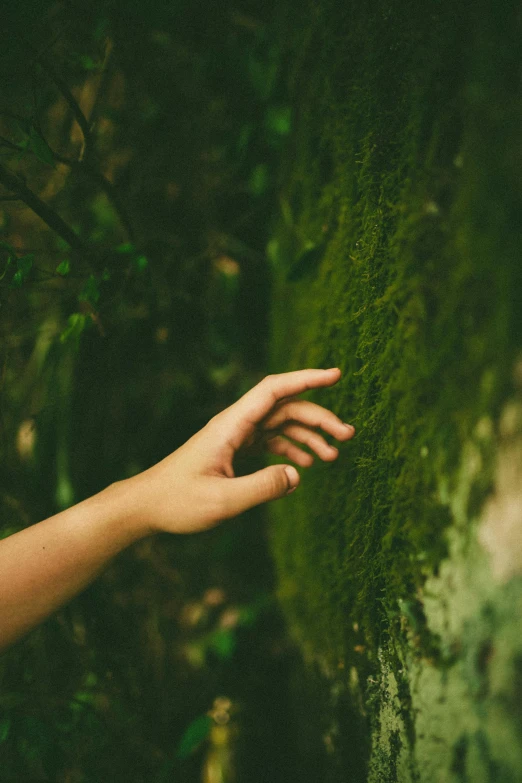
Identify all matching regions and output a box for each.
[269,0,522,779]
[0,2,301,780]
[3,0,522,780]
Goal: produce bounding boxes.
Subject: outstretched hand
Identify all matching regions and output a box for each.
[0,368,355,650]
[129,368,355,535]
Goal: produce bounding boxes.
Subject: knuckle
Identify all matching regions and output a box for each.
[204,415,224,441]
[208,410,225,428]
[261,375,278,403]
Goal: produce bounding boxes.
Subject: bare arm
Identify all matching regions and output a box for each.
[0,482,140,650]
[0,368,355,650]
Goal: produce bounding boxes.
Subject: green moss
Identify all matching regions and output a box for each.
[269,0,522,778]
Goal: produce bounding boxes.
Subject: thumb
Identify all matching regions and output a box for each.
[222,464,300,518]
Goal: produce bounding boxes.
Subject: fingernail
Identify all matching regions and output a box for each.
[284,465,299,492]
[344,422,355,431]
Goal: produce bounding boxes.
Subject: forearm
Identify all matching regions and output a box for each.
[0,369,354,652]
[0,480,144,651]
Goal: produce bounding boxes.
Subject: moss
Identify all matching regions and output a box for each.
[269,0,522,778]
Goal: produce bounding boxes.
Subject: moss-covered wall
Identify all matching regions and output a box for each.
[269,1,522,779]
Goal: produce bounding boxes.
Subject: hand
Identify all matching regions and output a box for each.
[127,368,355,536]
[0,368,355,649]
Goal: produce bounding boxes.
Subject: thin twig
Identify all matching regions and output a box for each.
[15,32,135,243]
[0,135,21,152]
[45,146,136,243]
[23,40,93,158]
[1,135,134,243]
[36,18,73,59]
[0,162,84,250]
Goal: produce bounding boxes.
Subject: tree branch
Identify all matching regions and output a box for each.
[35,58,93,158]
[46,150,136,244]
[17,33,135,244]
[0,135,21,152]
[1,136,134,243]
[10,35,135,244]
[0,163,84,251]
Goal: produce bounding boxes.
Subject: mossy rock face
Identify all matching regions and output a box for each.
[269,0,522,779]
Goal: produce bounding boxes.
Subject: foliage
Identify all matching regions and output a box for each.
[176,714,213,760]
[0,1,298,781]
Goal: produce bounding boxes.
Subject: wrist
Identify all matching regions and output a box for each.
[91,478,152,549]
[110,474,157,541]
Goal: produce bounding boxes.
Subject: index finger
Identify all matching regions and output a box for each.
[229,368,342,427]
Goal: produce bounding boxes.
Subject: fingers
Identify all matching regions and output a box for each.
[266,435,315,467]
[265,421,344,466]
[227,368,343,430]
[218,464,300,518]
[263,400,355,441]
[281,424,340,460]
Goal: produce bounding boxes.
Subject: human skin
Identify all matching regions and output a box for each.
[0,368,355,651]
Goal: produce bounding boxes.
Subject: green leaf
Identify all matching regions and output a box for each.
[10,253,34,287]
[238,606,258,627]
[116,243,147,271]
[11,270,23,287]
[56,259,70,276]
[176,714,212,759]
[84,672,98,688]
[55,236,70,251]
[91,193,119,230]
[0,255,12,281]
[79,274,100,306]
[18,253,34,275]
[29,126,55,166]
[15,137,29,162]
[208,628,236,660]
[77,54,100,71]
[73,690,95,705]
[60,312,87,345]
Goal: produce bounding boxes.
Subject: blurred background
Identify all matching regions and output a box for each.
[0,1,302,780]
